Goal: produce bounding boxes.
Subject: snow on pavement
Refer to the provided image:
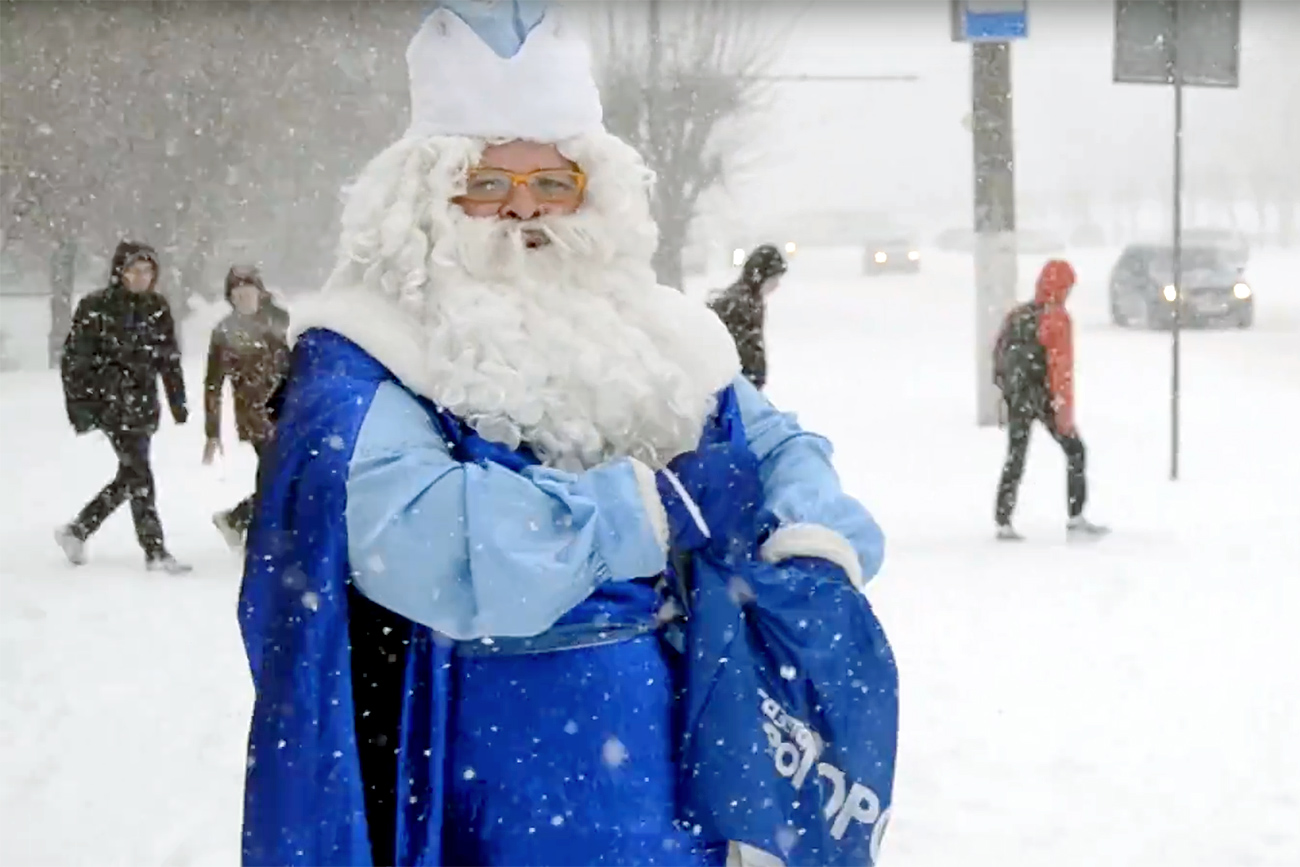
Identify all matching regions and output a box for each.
[761,246,1300,867]
[2,246,1298,865]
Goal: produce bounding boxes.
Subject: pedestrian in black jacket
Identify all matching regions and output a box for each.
[55,240,191,574]
[707,244,787,390]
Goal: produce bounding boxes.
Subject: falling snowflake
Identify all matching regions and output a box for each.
[326,434,346,450]
[727,575,755,604]
[301,591,320,611]
[281,566,307,591]
[462,767,477,780]
[780,665,798,681]
[550,815,564,827]
[564,720,579,735]
[602,736,628,767]
[775,825,800,854]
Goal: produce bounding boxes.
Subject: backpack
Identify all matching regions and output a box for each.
[993,302,1047,398]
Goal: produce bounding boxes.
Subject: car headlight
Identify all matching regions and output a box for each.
[732,248,745,268]
[907,250,920,261]
[874,251,887,264]
[1162,284,1178,302]
[1232,282,1251,299]
[784,241,798,256]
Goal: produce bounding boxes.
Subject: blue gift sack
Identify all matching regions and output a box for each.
[675,385,899,867]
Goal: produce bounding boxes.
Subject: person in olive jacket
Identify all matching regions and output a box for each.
[707,243,787,391]
[55,240,191,574]
[204,265,290,547]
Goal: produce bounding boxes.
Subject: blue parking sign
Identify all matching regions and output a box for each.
[952,0,1029,41]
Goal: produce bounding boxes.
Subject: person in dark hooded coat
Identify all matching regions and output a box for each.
[707,244,787,390]
[55,240,191,574]
[204,265,291,547]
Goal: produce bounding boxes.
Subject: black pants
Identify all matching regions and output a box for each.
[347,585,414,867]
[72,430,165,558]
[227,440,267,533]
[995,398,1087,525]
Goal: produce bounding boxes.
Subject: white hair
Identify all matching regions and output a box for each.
[295,131,740,472]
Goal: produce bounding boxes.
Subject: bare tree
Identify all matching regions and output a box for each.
[2,0,420,367]
[590,0,783,290]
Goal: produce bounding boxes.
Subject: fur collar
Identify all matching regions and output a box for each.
[291,280,740,472]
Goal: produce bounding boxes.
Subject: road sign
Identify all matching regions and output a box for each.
[951,0,1028,42]
[1112,0,1241,480]
[1114,0,1241,87]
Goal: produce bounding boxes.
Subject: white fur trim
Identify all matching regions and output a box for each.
[288,288,436,397]
[629,458,668,553]
[760,523,865,591]
[406,7,604,142]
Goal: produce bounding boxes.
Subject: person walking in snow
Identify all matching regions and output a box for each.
[708,243,787,391]
[993,258,1107,540]
[235,4,895,866]
[203,265,290,548]
[55,240,191,574]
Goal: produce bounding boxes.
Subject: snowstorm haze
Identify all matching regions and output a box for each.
[4,0,1297,302]
[722,1,1300,241]
[3,2,1300,865]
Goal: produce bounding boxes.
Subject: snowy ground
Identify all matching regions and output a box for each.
[2,246,1298,866]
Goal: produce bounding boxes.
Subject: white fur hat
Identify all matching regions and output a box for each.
[405,0,605,142]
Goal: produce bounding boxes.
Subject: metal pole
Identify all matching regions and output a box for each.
[971,40,1019,427]
[1170,3,1183,481]
[646,0,661,165]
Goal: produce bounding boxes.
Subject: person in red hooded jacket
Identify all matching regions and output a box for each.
[992,259,1107,540]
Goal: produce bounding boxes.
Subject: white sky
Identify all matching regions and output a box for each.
[714,0,1298,234]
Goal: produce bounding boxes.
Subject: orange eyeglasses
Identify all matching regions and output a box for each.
[459,167,588,205]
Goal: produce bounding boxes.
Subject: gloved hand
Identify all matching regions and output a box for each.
[68,404,97,435]
[173,404,189,425]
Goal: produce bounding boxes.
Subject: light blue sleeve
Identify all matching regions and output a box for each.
[734,376,886,583]
[345,382,667,640]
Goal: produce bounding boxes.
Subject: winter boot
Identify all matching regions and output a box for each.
[996,523,1024,541]
[1067,516,1110,539]
[213,510,244,550]
[146,553,193,575]
[55,525,87,566]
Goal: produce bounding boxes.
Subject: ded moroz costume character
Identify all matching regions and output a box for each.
[237,2,899,865]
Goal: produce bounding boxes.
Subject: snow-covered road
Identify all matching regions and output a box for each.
[3,246,1298,866]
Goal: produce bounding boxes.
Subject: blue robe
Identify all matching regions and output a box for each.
[238,329,890,866]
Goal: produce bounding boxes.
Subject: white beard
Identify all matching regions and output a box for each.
[293,132,740,471]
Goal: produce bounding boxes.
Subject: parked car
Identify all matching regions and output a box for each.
[1108,243,1253,329]
[1181,228,1249,270]
[863,235,921,275]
